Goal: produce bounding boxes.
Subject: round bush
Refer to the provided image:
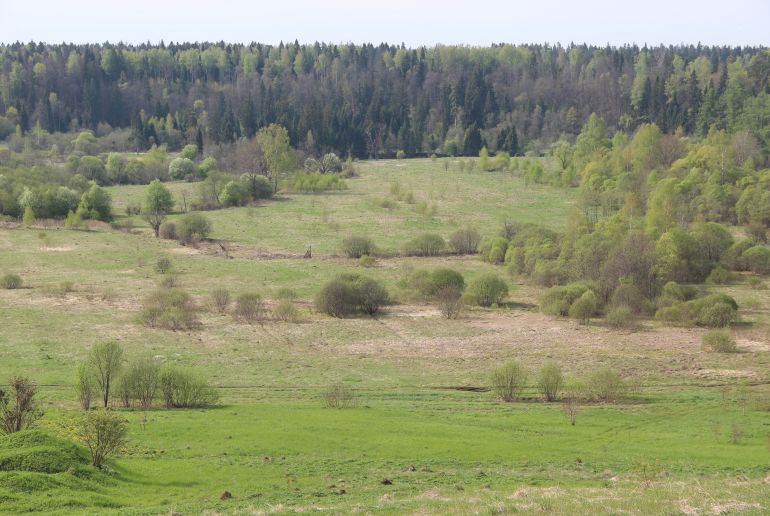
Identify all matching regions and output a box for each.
[177,213,212,244]
[357,278,390,315]
[697,302,736,328]
[742,245,770,274]
[341,236,376,259]
[402,233,446,256]
[424,268,465,298]
[449,227,481,254]
[0,273,22,289]
[159,221,177,240]
[568,290,598,323]
[234,293,264,322]
[605,305,636,329]
[467,273,509,307]
[315,274,389,317]
[702,329,737,352]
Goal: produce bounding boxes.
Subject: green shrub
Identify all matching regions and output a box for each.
[742,245,770,274]
[154,256,172,274]
[210,288,230,312]
[702,329,737,353]
[79,409,129,468]
[117,358,160,410]
[138,288,199,330]
[537,362,564,402]
[315,274,389,317]
[541,282,592,316]
[286,171,347,193]
[569,290,598,324]
[412,268,465,298]
[655,293,738,328]
[436,285,464,319]
[605,305,637,330]
[586,367,627,402]
[610,282,649,315]
[274,287,297,300]
[467,273,509,307]
[449,227,481,254]
[359,255,376,268]
[234,293,265,322]
[273,299,300,322]
[158,367,218,408]
[158,221,177,240]
[358,278,390,315]
[723,239,754,271]
[176,213,212,244]
[403,233,446,256]
[490,360,528,402]
[341,235,376,258]
[0,273,22,289]
[221,180,250,207]
[479,236,509,264]
[323,383,356,408]
[706,265,734,284]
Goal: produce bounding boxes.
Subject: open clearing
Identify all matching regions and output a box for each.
[1,159,769,514]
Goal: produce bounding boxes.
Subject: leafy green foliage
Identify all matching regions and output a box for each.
[315,274,390,317]
[490,360,528,402]
[466,273,509,307]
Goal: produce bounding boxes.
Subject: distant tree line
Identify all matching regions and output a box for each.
[1,42,769,157]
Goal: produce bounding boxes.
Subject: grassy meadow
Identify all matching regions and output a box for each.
[0,158,769,514]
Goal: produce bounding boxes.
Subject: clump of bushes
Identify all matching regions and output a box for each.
[286,171,347,193]
[176,213,212,245]
[138,288,199,330]
[158,221,177,240]
[315,274,390,317]
[585,367,628,403]
[605,305,637,330]
[540,282,595,317]
[234,293,265,323]
[341,235,376,258]
[411,268,466,298]
[449,227,481,255]
[466,273,509,307]
[490,360,528,402]
[0,273,22,289]
[655,293,738,328]
[702,329,737,353]
[479,236,509,264]
[742,245,770,274]
[210,288,230,312]
[402,233,446,256]
[273,299,300,322]
[537,362,564,402]
[568,290,598,324]
[159,367,219,408]
[323,383,356,408]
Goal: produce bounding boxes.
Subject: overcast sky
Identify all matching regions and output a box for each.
[4,0,768,47]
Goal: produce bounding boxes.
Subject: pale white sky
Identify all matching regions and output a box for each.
[4,0,768,46]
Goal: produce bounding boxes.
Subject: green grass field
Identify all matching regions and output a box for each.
[0,159,769,514]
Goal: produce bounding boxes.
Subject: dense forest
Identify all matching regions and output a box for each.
[0,42,769,157]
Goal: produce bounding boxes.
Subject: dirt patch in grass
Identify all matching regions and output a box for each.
[40,246,75,252]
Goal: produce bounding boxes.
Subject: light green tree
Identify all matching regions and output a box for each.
[142,179,174,237]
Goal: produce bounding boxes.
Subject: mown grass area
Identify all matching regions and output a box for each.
[1,158,769,513]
